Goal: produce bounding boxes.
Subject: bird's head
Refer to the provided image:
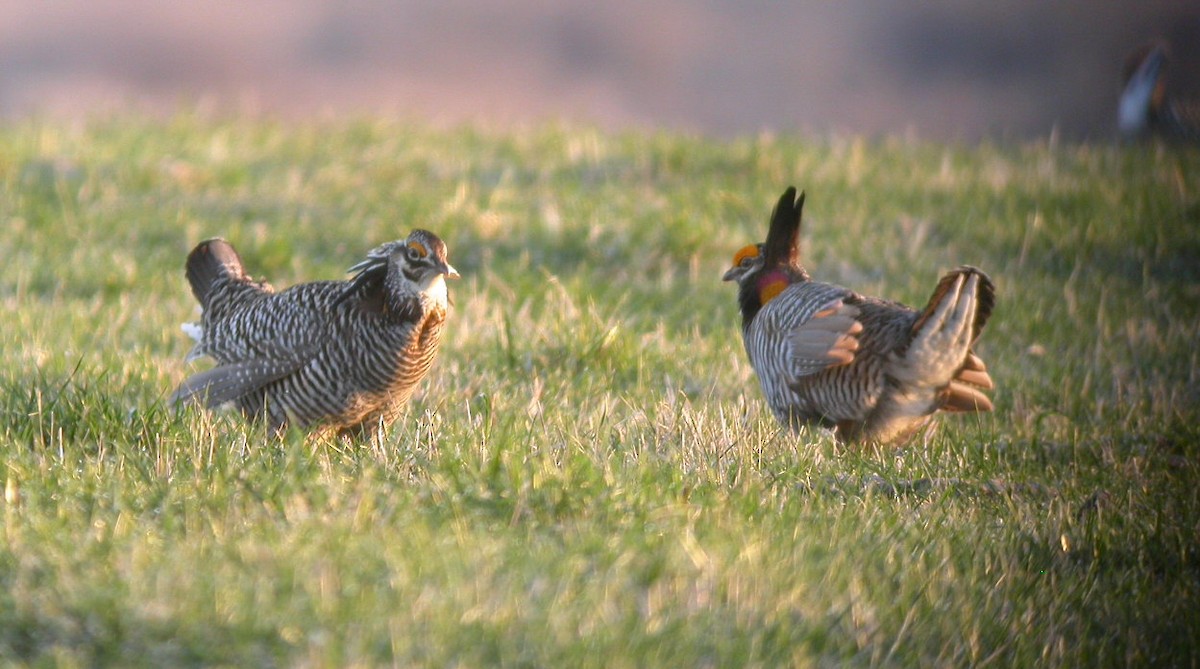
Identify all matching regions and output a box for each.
[724,186,809,287]
[724,187,810,325]
[346,229,459,307]
[394,229,459,294]
[722,242,766,285]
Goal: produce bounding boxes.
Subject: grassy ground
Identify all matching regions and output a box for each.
[1,116,1198,667]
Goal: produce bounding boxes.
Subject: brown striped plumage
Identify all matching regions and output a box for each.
[171,230,458,439]
[1119,43,1200,143]
[724,188,995,445]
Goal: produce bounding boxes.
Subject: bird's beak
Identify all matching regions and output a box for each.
[441,262,460,279]
[722,266,741,282]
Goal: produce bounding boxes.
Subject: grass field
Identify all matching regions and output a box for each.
[1,116,1198,667]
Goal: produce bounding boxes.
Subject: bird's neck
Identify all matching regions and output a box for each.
[756,270,792,305]
[739,268,803,328]
[421,273,449,307]
[383,272,451,323]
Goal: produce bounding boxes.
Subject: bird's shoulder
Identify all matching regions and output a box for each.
[755,279,857,331]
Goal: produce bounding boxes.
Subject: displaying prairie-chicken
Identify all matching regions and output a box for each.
[723,187,995,445]
[171,230,458,438]
[1119,42,1200,142]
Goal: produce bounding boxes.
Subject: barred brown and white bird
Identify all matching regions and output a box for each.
[171,230,458,439]
[723,187,995,445]
[1119,42,1200,143]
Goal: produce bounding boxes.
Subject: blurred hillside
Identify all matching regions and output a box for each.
[2,1,1197,141]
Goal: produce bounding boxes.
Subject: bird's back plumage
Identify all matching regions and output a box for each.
[172,231,457,439]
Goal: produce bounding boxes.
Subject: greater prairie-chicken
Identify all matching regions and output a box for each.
[171,230,458,438]
[723,187,995,445]
[1119,42,1200,142]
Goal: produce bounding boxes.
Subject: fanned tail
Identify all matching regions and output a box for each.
[185,239,248,309]
[848,267,995,443]
[909,266,994,346]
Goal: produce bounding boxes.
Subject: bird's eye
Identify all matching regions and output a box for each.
[731,244,760,269]
[406,242,428,261]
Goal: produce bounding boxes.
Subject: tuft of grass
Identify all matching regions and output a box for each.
[2,116,1198,666]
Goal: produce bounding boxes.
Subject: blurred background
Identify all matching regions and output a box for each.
[2,0,1197,141]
